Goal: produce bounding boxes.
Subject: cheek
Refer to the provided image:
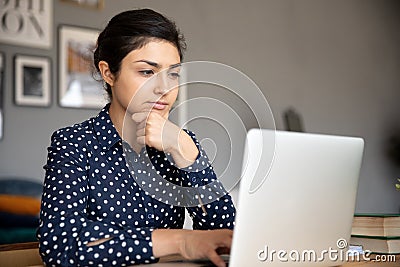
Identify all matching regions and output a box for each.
[121,77,148,99]
[114,79,147,113]
[168,88,179,102]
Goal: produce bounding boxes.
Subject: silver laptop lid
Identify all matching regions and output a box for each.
[230,129,364,266]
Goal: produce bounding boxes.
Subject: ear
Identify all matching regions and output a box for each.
[98,61,115,86]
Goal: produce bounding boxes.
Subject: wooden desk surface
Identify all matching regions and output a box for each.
[339,254,400,266]
[0,242,43,267]
[1,243,398,266]
[154,254,400,266]
[0,242,39,252]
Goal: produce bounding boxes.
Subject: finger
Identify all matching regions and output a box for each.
[216,247,230,255]
[136,136,146,146]
[222,234,233,248]
[216,230,233,248]
[207,250,226,267]
[131,112,149,124]
[137,119,146,130]
[136,127,145,138]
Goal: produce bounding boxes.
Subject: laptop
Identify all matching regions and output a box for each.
[228,129,364,266]
[157,129,364,266]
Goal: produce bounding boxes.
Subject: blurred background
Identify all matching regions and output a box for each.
[0,0,399,226]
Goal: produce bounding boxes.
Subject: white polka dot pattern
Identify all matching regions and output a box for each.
[37,104,236,266]
[123,132,230,207]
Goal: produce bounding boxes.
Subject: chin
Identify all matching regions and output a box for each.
[152,109,168,116]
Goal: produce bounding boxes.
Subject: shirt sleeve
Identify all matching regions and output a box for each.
[37,130,158,267]
[175,130,236,230]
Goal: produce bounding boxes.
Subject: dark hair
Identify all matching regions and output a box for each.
[93,8,186,99]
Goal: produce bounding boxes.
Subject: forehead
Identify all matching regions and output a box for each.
[124,40,180,66]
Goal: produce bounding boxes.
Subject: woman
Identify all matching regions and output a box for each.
[37,8,235,267]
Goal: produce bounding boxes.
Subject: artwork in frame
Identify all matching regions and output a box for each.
[14,55,51,107]
[60,0,104,10]
[58,25,107,109]
[0,0,53,49]
[0,52,4,140]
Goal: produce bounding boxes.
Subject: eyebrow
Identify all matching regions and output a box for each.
[134,60,181,70]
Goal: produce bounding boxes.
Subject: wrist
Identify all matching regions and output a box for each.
[162,123,181,154]
[168,130,198,168]
[175,229,189,256]
[152,229,189,258]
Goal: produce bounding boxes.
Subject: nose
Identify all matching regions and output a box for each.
[153,72,170,95]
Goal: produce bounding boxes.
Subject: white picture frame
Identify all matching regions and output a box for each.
[14,55,51,107]
[0,52,4,139]
[58,25,106,109]
[60,0,104,10]
[0,0,52,49]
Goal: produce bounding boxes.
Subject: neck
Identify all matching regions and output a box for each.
[109,102,143,153]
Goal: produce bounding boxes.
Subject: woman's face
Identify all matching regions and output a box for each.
[109,40,181,118]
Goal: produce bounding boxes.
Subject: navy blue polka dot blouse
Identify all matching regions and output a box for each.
[37,104,236,266]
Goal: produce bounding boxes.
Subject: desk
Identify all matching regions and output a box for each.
[0,243,398,267]
[339,256,400,266]
[0,242,42,267]
[149,255,400,266]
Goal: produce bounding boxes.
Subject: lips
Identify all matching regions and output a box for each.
[149,101,168,110]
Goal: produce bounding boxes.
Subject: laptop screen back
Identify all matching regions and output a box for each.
[230,129,364,266]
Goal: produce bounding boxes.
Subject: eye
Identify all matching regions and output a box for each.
[167,71,180,80]
[139,70,154,77]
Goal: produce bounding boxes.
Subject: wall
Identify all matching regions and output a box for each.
[0,0,399,213]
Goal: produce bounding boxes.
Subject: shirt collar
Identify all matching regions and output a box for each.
[92,103,122,151]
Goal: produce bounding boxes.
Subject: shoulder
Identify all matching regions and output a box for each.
[46,117,99,166]
[49,118,94,146]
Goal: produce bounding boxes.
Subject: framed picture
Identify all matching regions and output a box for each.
[0,52,4,140]
[60,0,104,10]
[58,25,106,109]
[14,55,51,107]
[0,0,52,48]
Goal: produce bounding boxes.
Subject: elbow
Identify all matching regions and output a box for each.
[37,226,70,267]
